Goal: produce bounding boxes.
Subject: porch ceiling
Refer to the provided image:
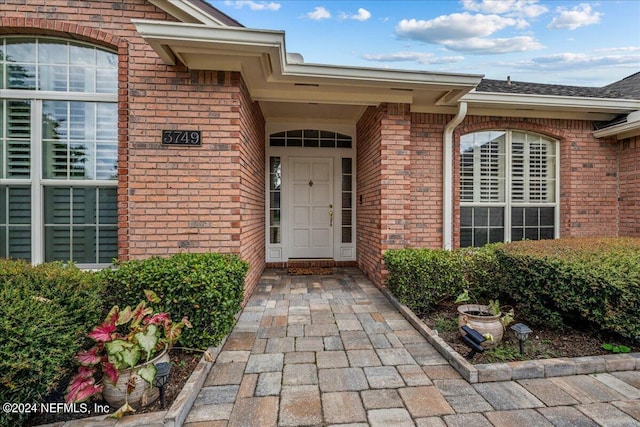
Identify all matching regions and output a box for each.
[133,20,483,120]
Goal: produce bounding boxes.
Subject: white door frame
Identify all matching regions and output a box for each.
[265,123,356,262]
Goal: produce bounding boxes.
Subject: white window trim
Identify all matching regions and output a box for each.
[1,36,118,266]
[460,130,560,244]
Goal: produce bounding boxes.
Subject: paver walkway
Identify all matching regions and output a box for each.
[184,268,640,427]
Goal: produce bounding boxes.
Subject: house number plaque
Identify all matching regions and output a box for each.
[162,130,202,146]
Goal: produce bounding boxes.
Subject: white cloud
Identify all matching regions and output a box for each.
[306,6,331,20]
[461,0,548,18]
[594,46,640,54]
[224,0,280,11]
[548,3,602,30]
[508,51,640,71]
[396,13,518,42]
[395,13,543,54]
[340,8,372,22]
[362,51,464,65]
[444,36,543,54]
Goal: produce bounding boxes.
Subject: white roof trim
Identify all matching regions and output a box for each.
[133,20,482,110]
[148,0,225,25]
[462,91,640,114]
[133,20,482,88]
[593,111,640,139]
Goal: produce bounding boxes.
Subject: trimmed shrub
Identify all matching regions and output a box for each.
[494,238,640,339]
[0,260,104,426]
[384,248,467,315]
[100,253,248,349]
[384,245,502,316]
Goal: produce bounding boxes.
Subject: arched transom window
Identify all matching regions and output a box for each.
[460,130,558,247]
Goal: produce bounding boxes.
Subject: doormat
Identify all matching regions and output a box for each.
[287,267,335,275]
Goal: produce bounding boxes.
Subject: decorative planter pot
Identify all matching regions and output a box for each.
[457,304,504,348]
[102,346,170,409]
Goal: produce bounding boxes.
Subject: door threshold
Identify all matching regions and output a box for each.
[266,259,357,269]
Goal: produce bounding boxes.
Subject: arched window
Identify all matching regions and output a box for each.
[0,37,118,265]
[460,130,558,247]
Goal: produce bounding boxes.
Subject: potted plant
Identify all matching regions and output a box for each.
[65,290,191,418]
[455,290,514,347]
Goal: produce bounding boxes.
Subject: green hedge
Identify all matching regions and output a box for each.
[494,238,640,339]
[100,253,248,349]
[385,238,640,342]
[383,246,499,316]
[0,260,104,426]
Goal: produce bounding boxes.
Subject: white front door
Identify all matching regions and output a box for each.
[290,157,333,258]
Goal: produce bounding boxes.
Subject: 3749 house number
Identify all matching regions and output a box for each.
[162,130,202,146]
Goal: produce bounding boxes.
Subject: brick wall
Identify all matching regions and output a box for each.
[1,0,266,293]
[357,110,622,286]
[619,136,640,236]
[237,74,266,300]
[380,104,412,252]
[356,103,412,287]
[356,106,383,286]
[409,113,450,247]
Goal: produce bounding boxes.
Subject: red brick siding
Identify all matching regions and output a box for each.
[237,74,266,300]
[380,104,412,251]
[1,1,266,294]
[619,136,640,236]
[356,106,383,286]
[356,104,411,287]
[409,113,450,248]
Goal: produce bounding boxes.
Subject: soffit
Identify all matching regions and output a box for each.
[133,20,482,120]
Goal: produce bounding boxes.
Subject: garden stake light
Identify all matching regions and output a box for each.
[510,323,533,355]
[154,362,172,409]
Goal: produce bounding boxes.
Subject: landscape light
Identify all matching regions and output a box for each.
[510,323,533,355]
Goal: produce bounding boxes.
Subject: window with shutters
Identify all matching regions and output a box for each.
[1,37,117,266]
[460,130,557,247]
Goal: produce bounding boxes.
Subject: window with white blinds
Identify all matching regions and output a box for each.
[460,131,506,203]
[1,36,118,265]
[460,130,557,248]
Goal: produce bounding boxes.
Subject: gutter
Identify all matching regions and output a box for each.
[593,110,640,139]
[443,101,467,250]
[462,91,640,113]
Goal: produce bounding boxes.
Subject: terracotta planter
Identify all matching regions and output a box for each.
[457,304,504,348]
[102,347,170,409]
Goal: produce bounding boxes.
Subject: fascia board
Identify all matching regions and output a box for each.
[133,20,482,93]
[593,111,640,138]
[148,0,223,25]
[133,20,284,48]
[462,91,640,113]
[282,63,482,87]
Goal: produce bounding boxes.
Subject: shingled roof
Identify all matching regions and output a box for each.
[601,71,640,98]
[476,72,640,100]
[187,0,244,27]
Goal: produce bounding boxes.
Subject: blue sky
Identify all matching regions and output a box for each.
[211,0,640,87]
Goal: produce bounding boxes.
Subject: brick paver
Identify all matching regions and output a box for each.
[183,268,640,427]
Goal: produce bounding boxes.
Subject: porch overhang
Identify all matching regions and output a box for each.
[133,20,483,120]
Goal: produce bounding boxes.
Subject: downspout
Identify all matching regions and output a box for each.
[443,101,467,250]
